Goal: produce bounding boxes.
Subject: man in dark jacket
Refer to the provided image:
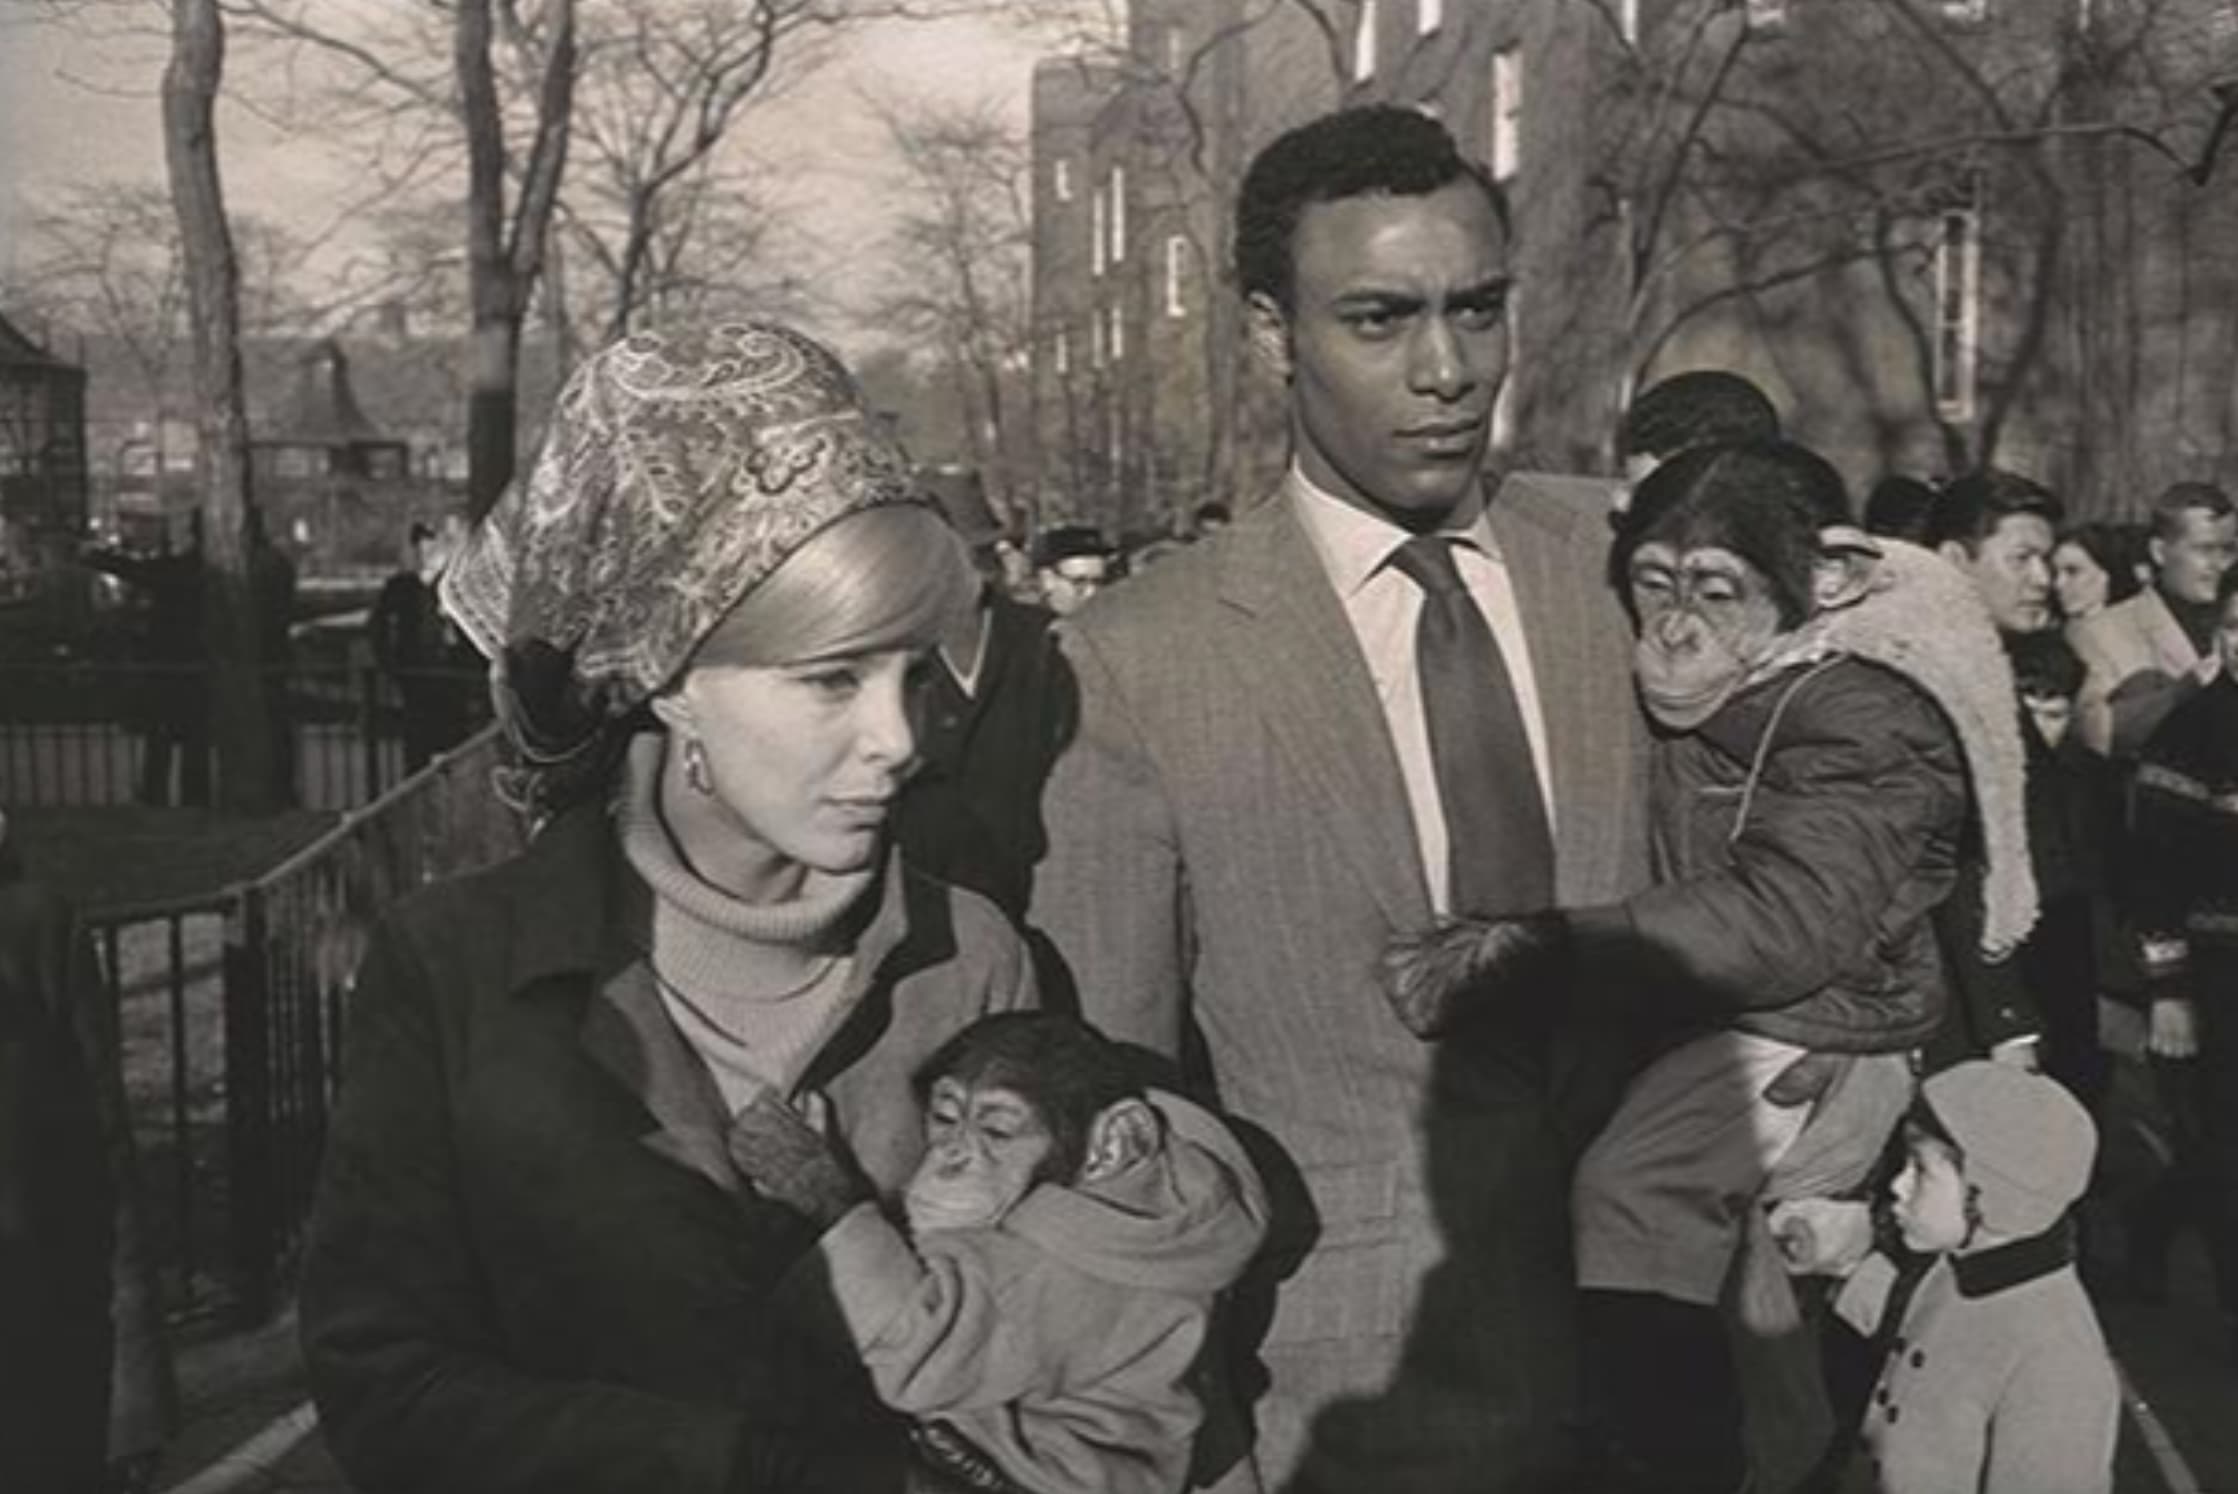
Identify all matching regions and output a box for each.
[0,821,116,1494]
[81,525,209,808]
[1922,469,2062,1069]
[368,520,477,773]
[894,475,1073,922]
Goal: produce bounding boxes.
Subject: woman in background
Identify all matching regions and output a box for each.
[2053,522,2143,628]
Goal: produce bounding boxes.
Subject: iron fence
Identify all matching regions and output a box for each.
[0,660,487,812]
[84,723,525,1323]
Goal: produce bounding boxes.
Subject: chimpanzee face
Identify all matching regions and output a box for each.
[1626,540,1789,728]
[904,1076,1059,1234]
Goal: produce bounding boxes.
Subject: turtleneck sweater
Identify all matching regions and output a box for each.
[615,733,874,1113]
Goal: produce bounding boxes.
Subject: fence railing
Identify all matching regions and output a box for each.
[0,660,487,812]
[85,723,525,1324]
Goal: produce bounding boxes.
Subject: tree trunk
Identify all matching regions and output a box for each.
[457,0,575,521]
[162,0,276,813]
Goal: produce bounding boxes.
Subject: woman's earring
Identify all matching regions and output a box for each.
[681,735,715,796]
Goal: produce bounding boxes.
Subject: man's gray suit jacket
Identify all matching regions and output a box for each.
[1031,473,1650,1494]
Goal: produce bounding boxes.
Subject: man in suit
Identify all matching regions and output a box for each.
[2072,481,2237,758]
[1031,105,1648,1493]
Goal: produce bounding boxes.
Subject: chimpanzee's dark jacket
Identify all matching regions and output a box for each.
[1569,656,1966,1053]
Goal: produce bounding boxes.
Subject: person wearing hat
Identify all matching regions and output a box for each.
[300,323,1039,1494]
[1773,1062,2118,1494]
[1032,525,1118,617]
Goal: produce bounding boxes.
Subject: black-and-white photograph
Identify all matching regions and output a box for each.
[3,1,2236,1490]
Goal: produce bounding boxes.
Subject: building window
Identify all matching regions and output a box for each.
[1354,0,1380,82]
[1165,24,1186,75]
[1054,327,1071,376]
[1165,235,1190,318]
[1110,164,1127,264]
[1111,303,1126,362]
[1489,46,1522,184]
[1619,0,1640,44]
[1933,175,1983,422]
[1420,0,1443,34]
[1053,157,1073,203]
[1092,186,1107,278]
[1745,0,1788,30]
[1092,310,1107,369]
[1941,0,1987,20]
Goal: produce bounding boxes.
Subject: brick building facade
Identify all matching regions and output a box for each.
[1030,0,2238,535]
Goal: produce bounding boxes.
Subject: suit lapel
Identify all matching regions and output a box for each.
[1489,476,1637,903]
[1218,500,1431,931]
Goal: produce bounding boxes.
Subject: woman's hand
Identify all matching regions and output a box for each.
[727,1090,869,1228]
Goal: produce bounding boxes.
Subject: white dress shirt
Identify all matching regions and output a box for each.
[1290,467,1555,915]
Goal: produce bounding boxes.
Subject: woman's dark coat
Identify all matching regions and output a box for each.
[300,804,1037,1494]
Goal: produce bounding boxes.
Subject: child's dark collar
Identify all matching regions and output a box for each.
[1952,1216,2076,1298]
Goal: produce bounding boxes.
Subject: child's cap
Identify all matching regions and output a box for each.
[1919,1060,2097,1238]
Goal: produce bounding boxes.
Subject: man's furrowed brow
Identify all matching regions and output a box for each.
[1331,288,1424,313]
[1451,275,1513,310]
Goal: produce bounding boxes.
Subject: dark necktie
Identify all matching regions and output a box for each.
[1389,535,1555,918]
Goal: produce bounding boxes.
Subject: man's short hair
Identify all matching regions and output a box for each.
[2149,481,2235,541]
[1862,476,1940,544]
[1923,469,2064,554]
[1033,524,1112,569]
[1618,371,1781,464]
[1234,104,1508,310]
[2008,630,2086,702]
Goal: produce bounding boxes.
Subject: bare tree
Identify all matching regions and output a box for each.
[453,0,576,519]
[162,0,276,810]
[870,95,1033,524]
[1543,0,2238,494]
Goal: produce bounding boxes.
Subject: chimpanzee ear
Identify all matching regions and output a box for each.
[1078,1097,1162,1184]
[1812,526,1883,614]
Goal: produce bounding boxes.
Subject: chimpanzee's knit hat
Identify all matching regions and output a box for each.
[1920,1061,2097,1239]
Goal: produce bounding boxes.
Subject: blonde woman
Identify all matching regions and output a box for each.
[302,324,1037,1494]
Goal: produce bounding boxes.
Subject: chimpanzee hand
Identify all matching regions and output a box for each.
[1379,912,1571,1040]
[727,1090,870,1229]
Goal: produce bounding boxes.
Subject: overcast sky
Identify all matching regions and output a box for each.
[0,4,1051,354]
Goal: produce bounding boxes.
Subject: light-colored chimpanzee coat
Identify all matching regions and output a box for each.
[801,1090,1269,1494]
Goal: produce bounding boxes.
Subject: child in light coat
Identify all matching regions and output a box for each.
[1773,1061,2118,1494]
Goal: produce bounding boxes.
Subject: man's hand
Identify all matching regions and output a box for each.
[1379,912,1569,1040]
[2148,997,2201,1061]
[727,1090,869,1228]
[1767,1198,1874,1278]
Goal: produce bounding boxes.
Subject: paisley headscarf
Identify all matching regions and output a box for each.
[440,321,927,819]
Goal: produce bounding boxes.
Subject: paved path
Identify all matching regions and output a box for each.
[154,1263,2234,1494]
